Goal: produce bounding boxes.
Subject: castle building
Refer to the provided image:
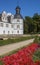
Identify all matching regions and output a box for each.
[0,6,23,37]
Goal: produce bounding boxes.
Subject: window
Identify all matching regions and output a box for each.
[6,24,8,27]
[3,17,4,20]
[17,25,20,28]
[0,23,3,27]
[17,19,20,22]
[3,30,5,34]
[11,24,14,28]
[8,31,9,34]
[12,31,13,34]
[2,16,7,21]
[17,30,19,33]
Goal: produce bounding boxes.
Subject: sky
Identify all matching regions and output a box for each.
[0,0,40,17]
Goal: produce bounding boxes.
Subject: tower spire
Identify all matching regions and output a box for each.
[14,0,23,19]
[16,6,21,14]
[16,0,21,14]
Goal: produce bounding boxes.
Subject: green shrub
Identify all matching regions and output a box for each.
[34,36,40,43]
[33,48,40,62]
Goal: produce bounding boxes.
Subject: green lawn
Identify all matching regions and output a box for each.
[0,36,35,46]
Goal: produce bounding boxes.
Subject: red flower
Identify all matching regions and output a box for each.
[1,43,39,65]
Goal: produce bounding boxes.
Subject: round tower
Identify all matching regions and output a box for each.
[13,6,23,35]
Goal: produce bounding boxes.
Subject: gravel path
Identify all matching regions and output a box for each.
[0,39,34,55]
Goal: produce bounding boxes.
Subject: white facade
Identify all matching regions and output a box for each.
[0,6,23,36]
[0,19,23,35]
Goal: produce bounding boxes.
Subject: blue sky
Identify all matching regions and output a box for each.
[0,0,40,17]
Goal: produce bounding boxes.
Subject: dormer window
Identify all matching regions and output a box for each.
[2,11,7,22]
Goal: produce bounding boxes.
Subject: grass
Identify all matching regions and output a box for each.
[1,35,40,57]
[33,36,40,62]
[0,36,35,46]
[0,61,3,65]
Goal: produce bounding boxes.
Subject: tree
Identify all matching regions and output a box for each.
[33,13,40,32]
[24,19,28,34]
[24,16,36,33]
[24,13,40,34]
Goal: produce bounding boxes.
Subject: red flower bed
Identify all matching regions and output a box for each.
[0,43,40,65]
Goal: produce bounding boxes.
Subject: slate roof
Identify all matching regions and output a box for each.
[14,14,23,19]
[14,6,23,19]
